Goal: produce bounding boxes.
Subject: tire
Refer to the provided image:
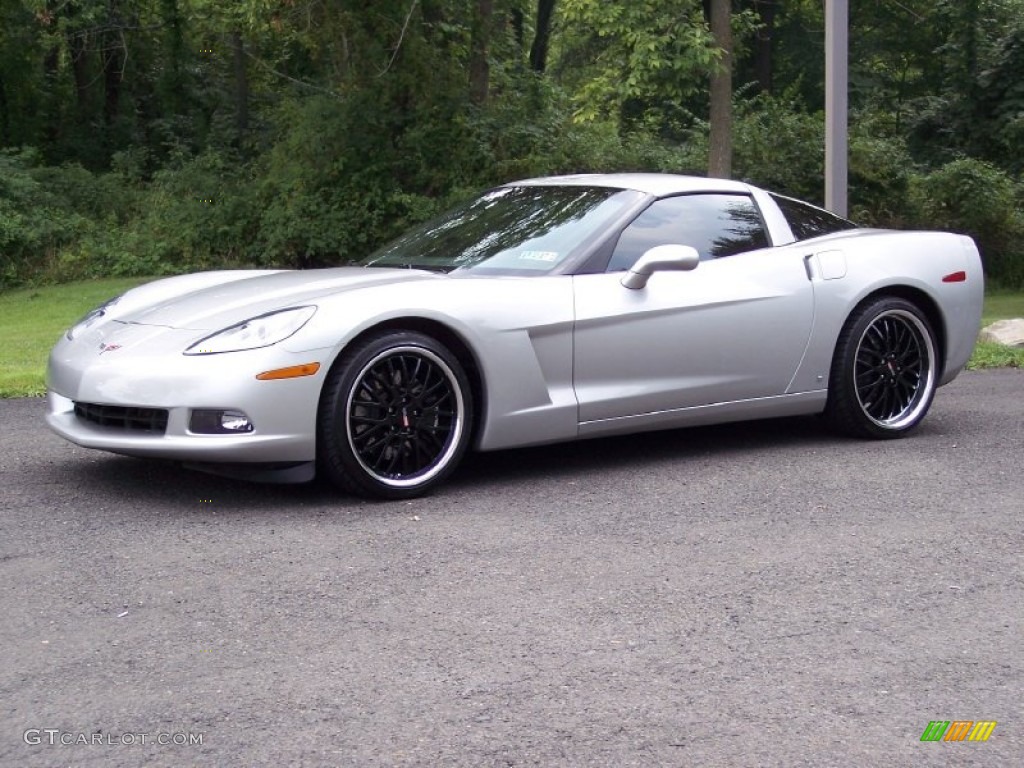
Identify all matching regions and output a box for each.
[825,297,938,439]
[317,331,474,499]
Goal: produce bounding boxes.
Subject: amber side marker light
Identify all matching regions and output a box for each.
[256,362,321,380]
[942,271,967,283]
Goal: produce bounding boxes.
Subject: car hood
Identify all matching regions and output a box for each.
[120,267,442,331]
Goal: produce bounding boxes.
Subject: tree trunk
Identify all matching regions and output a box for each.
[708,0,733,178]
[511,6,525,52]
[0,76,8,144]
[65,18,91,119]
[102,46,123,126]
[232,29,249,138]
[470,0,493,104]
[160,0,184,115]
[961,0,979,86]
[43,41,61,145]
[529,0,556,72]
[753,0,774,94]
[102,1,124,126]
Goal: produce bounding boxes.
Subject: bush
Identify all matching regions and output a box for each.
[250,89,700,268]
[48,149,260,281]
[134,150,259,273]
[0,149,94,289]
[6,89,1020,291]
[732,96,825,203]
[909,157,1024,287]
[253,95,424,266]
[848,122,915,227]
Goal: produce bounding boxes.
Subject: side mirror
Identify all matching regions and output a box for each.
[620,244,700,289]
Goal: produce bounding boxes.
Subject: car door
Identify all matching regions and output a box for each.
[572,193,815,425]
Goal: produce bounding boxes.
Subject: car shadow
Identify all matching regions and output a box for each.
[57,454,362,514]
[53,414,845,513]
[449,414,839,490]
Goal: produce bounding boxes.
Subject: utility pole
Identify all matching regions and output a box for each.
[825,0,848,216]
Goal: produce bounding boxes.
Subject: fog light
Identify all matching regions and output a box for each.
[190,409,254,434]
[220,410,252,432]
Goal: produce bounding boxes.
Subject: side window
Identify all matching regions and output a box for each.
[608,194,770,272]
[770,193,858,240]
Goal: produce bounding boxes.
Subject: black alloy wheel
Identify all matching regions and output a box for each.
[318,331,473,498]
[825,296,938,439]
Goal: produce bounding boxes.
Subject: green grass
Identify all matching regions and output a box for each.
[968,341,1024,369]
[0,278,1021,397]
[969,289,1024,370]
[981,290,1024,326]
[0,278,153,397]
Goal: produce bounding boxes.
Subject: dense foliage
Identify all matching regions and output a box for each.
[1,0,1022,289]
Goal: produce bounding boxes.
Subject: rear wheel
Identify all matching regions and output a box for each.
[825,297,938,439]
[317,331,473,499]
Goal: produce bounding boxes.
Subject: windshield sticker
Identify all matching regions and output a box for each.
[518,250,559,262]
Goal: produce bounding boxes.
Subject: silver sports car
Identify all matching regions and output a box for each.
[47,174,984,498]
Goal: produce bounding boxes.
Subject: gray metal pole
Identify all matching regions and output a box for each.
[825,0,848,217]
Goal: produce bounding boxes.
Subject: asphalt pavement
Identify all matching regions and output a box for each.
[1,370,1022,767]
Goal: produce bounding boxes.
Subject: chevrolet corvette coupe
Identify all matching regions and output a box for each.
[47,174,984,498]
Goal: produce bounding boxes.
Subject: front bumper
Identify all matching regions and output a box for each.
[46,327,328,464]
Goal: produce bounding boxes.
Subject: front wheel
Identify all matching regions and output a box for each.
[825,297,939,439]
[317,331,474,499]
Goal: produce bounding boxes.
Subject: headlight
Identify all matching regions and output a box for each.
[66,296,121,340]
[184,306,317,355]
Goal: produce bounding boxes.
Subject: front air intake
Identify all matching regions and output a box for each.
[73,402,169,434]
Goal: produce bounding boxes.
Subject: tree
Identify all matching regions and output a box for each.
[556,0,719,125]
[708,0,732,177]
[470,0,494,103]
[529,0,555,72]
[750,0,775,93]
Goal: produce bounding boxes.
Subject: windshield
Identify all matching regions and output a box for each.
[357,185,643,274]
